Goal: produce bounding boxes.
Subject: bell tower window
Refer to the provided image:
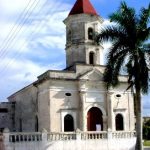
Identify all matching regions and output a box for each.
[35,116,38,132]
[88,28,93,40]
[67,29,71,41]
[89,52,95,65]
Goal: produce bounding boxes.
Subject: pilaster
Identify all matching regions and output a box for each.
[107,92,114,131]
[79,90,86,131]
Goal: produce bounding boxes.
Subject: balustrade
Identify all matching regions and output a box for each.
[81,131,107,140]
[7,131,136,143]
[47,132,76,141]
[112,131,136,139]
[9,132,42,142]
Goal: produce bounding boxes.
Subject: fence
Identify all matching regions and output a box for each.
[2,129,136,150]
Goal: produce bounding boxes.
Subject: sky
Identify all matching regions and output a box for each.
[0,0,149,116]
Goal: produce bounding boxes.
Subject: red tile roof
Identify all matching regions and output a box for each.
[69,0,98,16]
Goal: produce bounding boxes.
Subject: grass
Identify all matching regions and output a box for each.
[143,140,150,146]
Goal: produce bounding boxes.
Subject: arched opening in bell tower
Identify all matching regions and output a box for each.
[87,107,103,131]
[88,28,94,40]
[67,29,71,41]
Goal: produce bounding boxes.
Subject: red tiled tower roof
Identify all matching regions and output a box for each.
[69,0,98,16]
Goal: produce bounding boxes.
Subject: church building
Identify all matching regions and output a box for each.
[2,0,135,133]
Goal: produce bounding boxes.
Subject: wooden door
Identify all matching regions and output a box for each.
[87,107,103,131]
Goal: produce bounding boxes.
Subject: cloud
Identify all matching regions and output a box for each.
[0,0,70,100]
[0,0,31,16]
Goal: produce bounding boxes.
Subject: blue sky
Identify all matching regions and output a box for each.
[0,0,149,116]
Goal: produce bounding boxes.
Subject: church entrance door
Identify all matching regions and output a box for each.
[87,107,103,131]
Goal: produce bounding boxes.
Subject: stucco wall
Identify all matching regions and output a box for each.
[49,80,80,132]
[0,102,14,131]
[8,85,38,132]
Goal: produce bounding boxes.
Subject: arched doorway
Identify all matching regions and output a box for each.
[87,107,103,131]
[115,114,124,131]
[64,114,74,132]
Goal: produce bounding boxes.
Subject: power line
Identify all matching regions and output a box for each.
[0,0,64,78]
[0,0,32,52]
[0,0,40,59]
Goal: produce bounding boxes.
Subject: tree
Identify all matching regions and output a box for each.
[97,2,150,150]
[143,119,150,140]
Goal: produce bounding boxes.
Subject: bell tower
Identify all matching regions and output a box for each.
[64,0,104,68]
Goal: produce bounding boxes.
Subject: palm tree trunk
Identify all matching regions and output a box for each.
[135,89,143,150]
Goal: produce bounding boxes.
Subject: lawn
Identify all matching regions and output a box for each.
[143,140,150,146]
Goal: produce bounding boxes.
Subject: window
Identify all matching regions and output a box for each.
[89,52,95,65]
[19,118,22,132]
[115,114,124,131]
[64,114,74,132]
[65,93,71,96]
[0,108,8,113]
[88,28,93,40]
[67,29,71,41]
[35,116,38,132]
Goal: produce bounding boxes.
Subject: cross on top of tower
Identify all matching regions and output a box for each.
[69,0,98,16]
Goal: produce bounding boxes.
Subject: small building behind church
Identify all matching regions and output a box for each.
[2,0,135,134]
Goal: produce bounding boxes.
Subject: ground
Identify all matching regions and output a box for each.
[144,140,150,146]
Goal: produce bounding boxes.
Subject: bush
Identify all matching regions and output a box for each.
[143,119,150,140]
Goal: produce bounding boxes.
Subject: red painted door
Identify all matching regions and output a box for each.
[87,107,103,131]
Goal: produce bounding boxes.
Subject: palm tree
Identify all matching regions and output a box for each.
[97,2,150,150]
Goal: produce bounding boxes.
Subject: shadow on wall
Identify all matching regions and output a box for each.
[53,91,79,110]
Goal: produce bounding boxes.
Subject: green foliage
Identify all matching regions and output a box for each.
[143,126,150,140]
[97,2,150,149]
[97,1,150,93]
[143,140,150,146]
[143,120,150,140]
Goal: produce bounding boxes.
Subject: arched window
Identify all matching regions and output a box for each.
[67,29,71,41]
[89,52,95,65]
[64,114,74,132]
[115,114,124,131]
[19,118,22,132]
[35,116,38,132]
[88,28,93,40]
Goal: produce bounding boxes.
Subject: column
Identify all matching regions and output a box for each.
[96,48,100,65]
[102,115,108,131]
[3,128,10,150]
